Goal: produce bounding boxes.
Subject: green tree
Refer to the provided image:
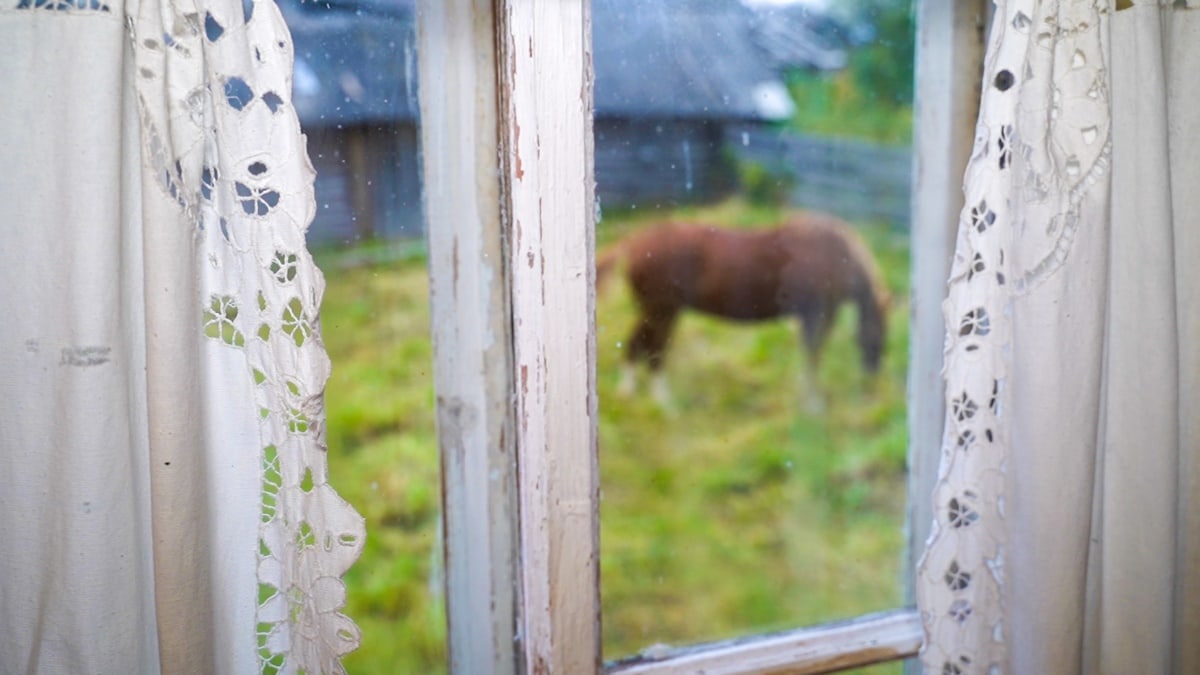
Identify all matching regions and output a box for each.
[847,0,916,107]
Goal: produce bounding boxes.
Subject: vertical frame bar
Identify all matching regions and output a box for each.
[905,0,988,654]
[496,2,600,673]
[419,1,599,673]
[417,2,522,672]
[422,0,988,670]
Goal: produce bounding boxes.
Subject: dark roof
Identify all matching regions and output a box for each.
[281,0,418,126]
[283,0,794,127]
[746,3,852,71]
[591,0,792,121]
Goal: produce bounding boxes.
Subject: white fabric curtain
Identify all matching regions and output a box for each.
[0,0,363,672]
[918,1,1199,673]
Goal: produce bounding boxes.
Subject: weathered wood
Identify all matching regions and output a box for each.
[416,1,521,672]
[423,3,984,673]
[306,125,424,246]
[363,124,423,239]
[594,119,735,210]
[344,126,377,240]
[608,609,923,675]
[495,1,601,673]
[904,3,988,674]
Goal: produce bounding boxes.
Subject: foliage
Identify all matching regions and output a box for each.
[315,199,911,673]
[784,69,913,146]
[847,0,917,108]
[784,0,916,146]
[737,160,797,208]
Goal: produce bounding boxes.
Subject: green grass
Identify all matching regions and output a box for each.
[595,202,910,656]
[317,258,445,674]
[316,199,911,673]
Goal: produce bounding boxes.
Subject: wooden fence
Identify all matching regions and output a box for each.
[306,126,913,248]
[730,127,913,229]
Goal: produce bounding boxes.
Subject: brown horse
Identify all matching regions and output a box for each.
[598,213,889,404]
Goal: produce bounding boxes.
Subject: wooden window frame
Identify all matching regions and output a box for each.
[416,0,987,672]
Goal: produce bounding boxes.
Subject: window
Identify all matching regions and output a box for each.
[312,0,989,672]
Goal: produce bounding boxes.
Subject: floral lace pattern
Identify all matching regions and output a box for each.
[127,0,365,671]
[916,0,1111,672]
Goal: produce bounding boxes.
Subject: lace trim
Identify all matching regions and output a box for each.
[2,0,114,12]
[129,0,365,671]
[916,1,1111,672]
[1007,0,1111,294]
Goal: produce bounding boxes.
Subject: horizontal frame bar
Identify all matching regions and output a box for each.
[608,609,921,675]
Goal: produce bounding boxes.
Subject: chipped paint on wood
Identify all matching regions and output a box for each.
[608,609,922,675]
[497,0,601,673]
[419,1,598,672]
[417,1,522,672]
[417,1,984,672]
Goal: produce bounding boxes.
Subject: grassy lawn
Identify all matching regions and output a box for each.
[316,199,911,673]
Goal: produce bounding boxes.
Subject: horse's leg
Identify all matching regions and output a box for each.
[618,313,661,397]
[625,309,679,411]
[616,362,639,397]
[650,370,675,414]
[616,315,652,397]
[801,309,836,370]
[799,309,835,413]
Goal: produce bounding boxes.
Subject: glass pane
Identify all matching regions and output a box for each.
[279,1,444,672]
[594,0,914,660]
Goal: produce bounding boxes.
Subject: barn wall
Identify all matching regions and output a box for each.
[367,124,424,240]
[731,125,913,228]
[304,123,424,248]
[594,118,739,212]
[306,118,914,250]
[301,121,911,249]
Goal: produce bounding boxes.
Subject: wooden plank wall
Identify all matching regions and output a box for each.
[306,123,911,248]
[593,119,735,211]
[305,124,424,248]
[732,126,913,228]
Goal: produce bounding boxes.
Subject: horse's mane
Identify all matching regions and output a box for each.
[787,212,892,312]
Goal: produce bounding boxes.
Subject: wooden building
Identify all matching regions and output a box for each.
[590,0,795,212]
[282,0,422,247]
[282,0,796,246]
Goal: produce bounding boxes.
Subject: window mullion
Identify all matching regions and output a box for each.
[496,1,601,673]
[905,0,989,621]
[417,1,522,672]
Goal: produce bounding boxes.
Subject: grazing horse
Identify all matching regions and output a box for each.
[597,213,890,408]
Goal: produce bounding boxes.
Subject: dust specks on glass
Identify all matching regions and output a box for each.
[280,0,919,670]
[592,0,914,663]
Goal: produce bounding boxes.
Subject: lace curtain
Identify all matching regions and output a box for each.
[918,1,1199,673]
[0,0,363,672]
